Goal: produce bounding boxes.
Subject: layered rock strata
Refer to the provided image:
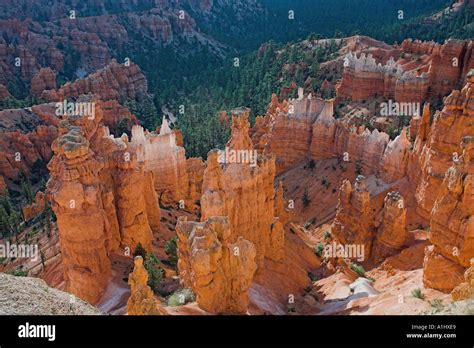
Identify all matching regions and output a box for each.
[252,92,333,174]
[423,135,474,292]
[372,192,409,264]
[332,176,374,262]
[201,110,285,271]
[131,118,189,206]
[451,259,474,301]
[415,71,474,220]
[176,216,257,314]
[337,39,474,103]
[47,103,158,303]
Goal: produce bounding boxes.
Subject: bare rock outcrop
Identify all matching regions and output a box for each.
[0,272,101,315]
[47,101,159,303]
[372,192,409,263]
[252,93,333,174]
[423,135,474,293]
[22,191,46,221]
[127,256,167,315]
[451,259,474,301]
[31,67,56,97]
[176,216,257,314]
[131,118,189,206]
[202,110,285,269]
[47,60,147,102]
[332,176,374,262]
[380,128,410,183]
[337,39,474,103]
[416,71,474,220]
[47,121,113,304]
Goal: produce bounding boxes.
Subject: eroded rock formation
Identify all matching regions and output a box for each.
[416,71,474,220]
[47,60,147,102]
[31,67,56,97]
[131,118,189,206]
[451,259,474,301]
[332,176,374,262]
[22,191,46,221]
[423,135,474,293]
[372,192,409,264]
[252,92,334,174]
[202,110,285,269]
[47,101,159,303]
[127,256,167,315]
[337,39,474,103]
[176,216,257,314]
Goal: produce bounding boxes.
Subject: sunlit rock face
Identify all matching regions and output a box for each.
[451,259,474,301]
[47,103,158,304]
[332,176,374,263]
[415,72,474,221]
[252,93,334,174]
[131,118,189,206]
[372,192,409,264]
[337,39,474,103]
[423,135,474,293]
[176,216,257,314]
[46,60,148,102]
[201,109,285,272]
[127,256,167,315]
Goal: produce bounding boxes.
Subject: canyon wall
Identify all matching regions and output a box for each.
[332,176,410,265]
[415,72,474,220]
[252,91,406,179]
[423,135,474,293]
[0,100,138,185]
[252,91,333,174]
[337,39,474,103]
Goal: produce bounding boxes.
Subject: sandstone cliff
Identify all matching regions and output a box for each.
[415,71,474,220]
[451,259,474,301]
[337,39,474,103]
[201,110,284,270]
[423,135,474,293]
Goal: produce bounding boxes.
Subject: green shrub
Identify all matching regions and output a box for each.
[144,253,164,291]
[412,288,425,300]
[167,288,195,307]
[350,262,366,277]
[302,189,311,208]
[165,236,178,267]
[8,268,27,277]
[133,243,147,259]
[430,298,444,312]
[314,243,324,257]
